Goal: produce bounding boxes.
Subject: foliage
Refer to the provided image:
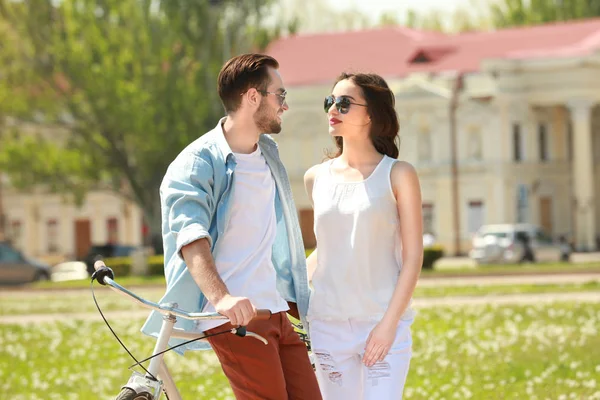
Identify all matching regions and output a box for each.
[491,0,600,28]
[103,254,164,276]
[380,0,600,33]
[422,245,445,270]
[0,0,279,241]
[273,0,370,33]
[381,1,493,33]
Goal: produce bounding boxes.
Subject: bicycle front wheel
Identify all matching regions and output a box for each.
[115,388,154,400]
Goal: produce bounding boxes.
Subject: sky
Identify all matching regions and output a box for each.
[271,0,498,33]
[324,0,485,22]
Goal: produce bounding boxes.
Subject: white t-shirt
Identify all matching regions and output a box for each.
[196,145,289,332]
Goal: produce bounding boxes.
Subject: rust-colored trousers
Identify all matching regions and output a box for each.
[206,311,322,400]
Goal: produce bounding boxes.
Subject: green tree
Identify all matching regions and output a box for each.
[491,0,600,28]
[402,3,492,33]
[0,0,276,248]
[452,8,484,32]
[419,10,447,31]
[273,0,369,33]
[378,11,400,27]
[405,9,420,29]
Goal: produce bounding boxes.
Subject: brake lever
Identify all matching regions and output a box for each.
[245,331,268,345]
[230,327,268,345]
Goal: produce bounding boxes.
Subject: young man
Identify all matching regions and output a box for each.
[141,54,321,399]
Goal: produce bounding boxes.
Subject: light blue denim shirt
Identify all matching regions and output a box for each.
[140,118,310,355]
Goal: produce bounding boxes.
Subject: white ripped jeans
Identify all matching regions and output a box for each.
[309,318,413,400]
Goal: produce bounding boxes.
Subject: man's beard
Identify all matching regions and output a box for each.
[254,99,282,134]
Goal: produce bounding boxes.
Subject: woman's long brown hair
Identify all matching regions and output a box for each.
[330,72,400,159]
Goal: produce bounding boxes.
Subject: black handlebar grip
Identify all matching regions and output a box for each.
[232,310,271,337]
[234,326,247,337]
[91,260,115,286]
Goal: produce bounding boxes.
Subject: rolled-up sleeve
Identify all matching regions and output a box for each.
[161,153,215,259]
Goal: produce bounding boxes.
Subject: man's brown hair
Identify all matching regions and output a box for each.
[217,53,279,113]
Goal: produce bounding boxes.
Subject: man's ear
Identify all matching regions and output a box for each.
[242,88,261,108]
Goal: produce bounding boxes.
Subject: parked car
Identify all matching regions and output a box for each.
[83,244,138,274]
[51,261,90,282]
[469,224,567,264]
[0,241,52,284]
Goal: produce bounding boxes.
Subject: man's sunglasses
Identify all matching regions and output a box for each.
[324,95,368,114]
[258,89,287,106]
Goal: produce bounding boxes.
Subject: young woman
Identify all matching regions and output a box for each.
[304,72,423,399]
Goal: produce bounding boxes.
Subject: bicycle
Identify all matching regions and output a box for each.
[90,260,273,400]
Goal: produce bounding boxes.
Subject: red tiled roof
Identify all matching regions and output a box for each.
[266,18,600,86]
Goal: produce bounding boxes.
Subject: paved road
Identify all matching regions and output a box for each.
[434,252,600,268]
[417,273,600,287]
[1,291,599,325]
[413,291,600,306]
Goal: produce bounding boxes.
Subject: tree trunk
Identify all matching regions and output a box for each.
[142,197,163,255]
[0,178,6,241]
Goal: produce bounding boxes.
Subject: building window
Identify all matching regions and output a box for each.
[538,123,548,161]
[142,218,151,246]
[512,123,522,162]
[516,184,529,223]
[467,128,482,160]
[422,203,435,235]
[107,217,119,244]
[467,200,485,234]
[418,129,432,162]
[47,220,59,253]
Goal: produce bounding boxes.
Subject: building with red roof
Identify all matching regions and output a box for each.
[267,18,600,255]
[3,18,600,264]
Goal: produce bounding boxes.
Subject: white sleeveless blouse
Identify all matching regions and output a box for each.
[307,156,415,322]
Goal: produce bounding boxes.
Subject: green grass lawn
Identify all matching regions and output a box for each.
[0,286,164,316]
[416,280,600,298]
[1,281,598,317]
[20,260,600,291]
[1,302,598,399]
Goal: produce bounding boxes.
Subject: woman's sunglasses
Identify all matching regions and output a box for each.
[324,95,368,114]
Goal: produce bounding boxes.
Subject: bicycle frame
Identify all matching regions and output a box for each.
[136,313,190,400]
[144,312,248,400]
[94,265,269,400]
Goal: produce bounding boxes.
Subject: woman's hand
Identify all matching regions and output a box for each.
[362,319,397,367]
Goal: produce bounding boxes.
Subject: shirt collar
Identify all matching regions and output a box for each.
[213,117,234,162]
[214,116,278,161]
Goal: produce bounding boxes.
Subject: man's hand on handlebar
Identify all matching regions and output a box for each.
[93,259,272,327]
[215,294,257,326]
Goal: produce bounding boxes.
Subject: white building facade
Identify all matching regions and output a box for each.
[269,22,600,254]
[3,20,600,261]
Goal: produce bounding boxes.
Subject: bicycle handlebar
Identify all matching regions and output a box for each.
[92,260,272,322]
